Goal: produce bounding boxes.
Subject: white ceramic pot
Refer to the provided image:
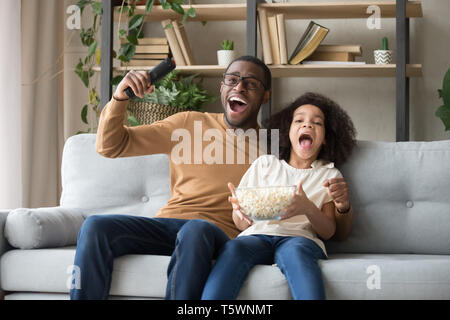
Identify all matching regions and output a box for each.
[374,50,393,64]
[217,50,235,66]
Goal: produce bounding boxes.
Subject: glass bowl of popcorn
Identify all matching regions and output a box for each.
[234,185,296,221]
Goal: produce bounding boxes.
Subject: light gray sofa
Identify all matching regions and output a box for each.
[1,133,450,300]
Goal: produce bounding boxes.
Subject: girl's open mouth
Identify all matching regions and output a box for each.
[299,133,313,150]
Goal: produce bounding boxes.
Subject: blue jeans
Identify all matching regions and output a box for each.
[69,215,229,300]
[201,235,327,300]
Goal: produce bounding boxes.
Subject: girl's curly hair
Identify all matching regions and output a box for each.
[264,92,357,167]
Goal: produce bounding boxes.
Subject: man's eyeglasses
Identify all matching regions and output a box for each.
[222,73,266,90]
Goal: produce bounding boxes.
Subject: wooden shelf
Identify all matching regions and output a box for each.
[114,4,247,22]
[114,1,423,22]
[94,64,422,78]
[260,1,423,19]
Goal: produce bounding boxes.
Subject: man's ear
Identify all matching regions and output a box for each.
[262,90,271,104]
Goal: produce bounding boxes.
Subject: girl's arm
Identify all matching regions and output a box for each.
[282,180,336,240]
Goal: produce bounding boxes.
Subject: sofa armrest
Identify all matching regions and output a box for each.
[4,207,86,249]
[0,210,11,256]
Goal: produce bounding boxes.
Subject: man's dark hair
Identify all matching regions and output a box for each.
[225,55,272,91]
[264,92,357,167]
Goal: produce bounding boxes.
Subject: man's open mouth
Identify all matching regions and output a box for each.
[228,96,248,113]
[299,133,313,150]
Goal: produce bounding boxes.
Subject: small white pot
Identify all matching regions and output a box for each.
[374,50,393,64]
[217,50,235,66]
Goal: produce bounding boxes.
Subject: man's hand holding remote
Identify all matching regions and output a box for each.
[113,70,154,101]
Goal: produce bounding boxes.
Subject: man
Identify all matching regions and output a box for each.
[70,56,353,300]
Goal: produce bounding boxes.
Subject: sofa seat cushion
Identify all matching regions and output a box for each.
[2,248,450,299]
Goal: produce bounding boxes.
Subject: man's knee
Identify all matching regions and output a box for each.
[177,219,225,248]
[78,215,112,242]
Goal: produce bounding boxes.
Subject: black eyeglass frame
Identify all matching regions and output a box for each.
[222,73,267,90]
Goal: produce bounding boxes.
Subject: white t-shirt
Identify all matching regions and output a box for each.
[237,155,343,255]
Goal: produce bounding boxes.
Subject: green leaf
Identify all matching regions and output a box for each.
[436,105,450,131]
[127,33,138,45]
[88,41,97,57]
[127,115,141,126]
[129,14,144,30]
[81,105,88,124]
[111,75,124,86]
[145,0,154,15]
[171,3,184,15]
[440,68,450,106]
[187,7,196,18]
[163,23,173,30]
[91,1,102,15]
[119,29,127,38]
[162,2,171,10]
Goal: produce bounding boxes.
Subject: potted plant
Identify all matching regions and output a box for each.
[374,37,393,65]
[74,0,197,133]
[128,70,217,125]
[217,40,235,67]
[435,68,450,131]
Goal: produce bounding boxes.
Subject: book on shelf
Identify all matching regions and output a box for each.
[161,19,186,66]
[288,21,329,65]
[120,37,168,46]
[258,8,273,65]
[306,44,362,62]
[267,15,281,65]
[134,45,170,54]
[126,59,165,67]
[172,20,195,65]
[301,61,366,65]
[276,14,288,65]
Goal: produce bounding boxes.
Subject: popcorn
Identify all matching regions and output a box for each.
[235,186,296,220]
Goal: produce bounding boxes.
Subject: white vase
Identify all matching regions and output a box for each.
[217,50,235,67]
[374,50,393,64]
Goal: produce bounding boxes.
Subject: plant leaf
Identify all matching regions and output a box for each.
[436,105,450,131]
[127,115,141,126]
[187,7,196,18]
[111,75,124,86]
[145,0,154,15]
[88,41,97,57]
[129,14,144,30]
[171,3,184,15]
[91,1,102,15]
[81,105,88,124]
[440,68,450,106]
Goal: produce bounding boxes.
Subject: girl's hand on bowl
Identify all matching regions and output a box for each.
[228,182,253,227]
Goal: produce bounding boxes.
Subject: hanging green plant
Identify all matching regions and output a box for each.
[436,68,450,131]
[74,0,197,133]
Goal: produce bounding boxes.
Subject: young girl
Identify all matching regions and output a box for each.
[201,92,357,300]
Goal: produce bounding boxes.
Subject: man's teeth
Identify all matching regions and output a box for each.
[229,97,246,104]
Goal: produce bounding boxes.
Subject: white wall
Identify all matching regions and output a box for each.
[0,0,21,209]
[141,0,450,142]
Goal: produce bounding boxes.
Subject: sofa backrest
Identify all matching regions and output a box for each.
[61,134,450,255]
[60,134,171,218]
[326,139,450,255]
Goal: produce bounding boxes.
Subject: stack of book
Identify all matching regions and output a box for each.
[258,9,288,65]
[288,21,330,65]
[161,19,195,66]
[303,44,365,65]
[122,37,170,67]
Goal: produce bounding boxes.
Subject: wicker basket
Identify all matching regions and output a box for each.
[128,101,182,125]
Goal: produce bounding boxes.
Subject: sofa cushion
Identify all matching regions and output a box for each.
[60,134,171,218]
[4,208,85,249]
[2,247,450,299]
[326,140,450,255]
